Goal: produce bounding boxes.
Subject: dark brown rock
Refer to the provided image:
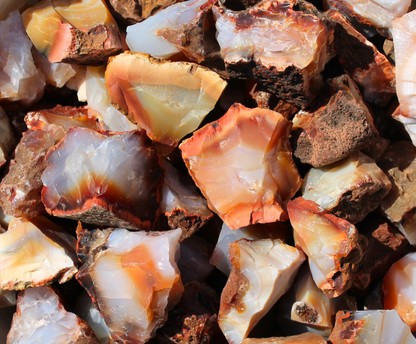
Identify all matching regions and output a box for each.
[149,282,225,344]
[361,136,390,162]
[158,0,221,64]
[353,221,408,291]
[328,10,396,106]
[108,0,183,24]
[379,141,416,245]
[0,130,55,218]
[292,75,378,167]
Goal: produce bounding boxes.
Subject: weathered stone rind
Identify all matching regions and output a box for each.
[167,209,212,242]
[0,130,55,218]
[292,76,378,167]
[328,311,364,344]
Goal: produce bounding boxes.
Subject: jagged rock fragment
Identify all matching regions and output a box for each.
[0,106,16,169]
[219,238,305,344]
[85,66,136,132]
[23,0,122,64]
[241,333,327,344]
[76,227,183,343]
[326,0,412,37]
[0,217,78,290]
[353,220,408,291]
[391,10,416,140]
[328,310,416,344]
[109,0,183,24]
[25,105,102,140]
[180,103,302,230]
[379,141,416,245]
[42,128,163,230]
[383,252,416,331]
[0,130,55,218]
[210,222,288,275]
[0,10,45,105]
[328,10,396,106]
[161,159,213,241]
[150,281,223,344]
[127,0,220,64]
[302,151,391,224]
[292,75,378,167]
[288,197,364,298]
[0,226,17,307]
[106,52,227,146]
[7,286,99,344]
[213,0,334,108]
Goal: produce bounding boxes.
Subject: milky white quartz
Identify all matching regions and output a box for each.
[0,217,78,290]
[86,66,136,132]
[0,11,45,105]
[77,228,183,343]
[126,0,208,59]
[7,286,99,344]
[219,239,305,344]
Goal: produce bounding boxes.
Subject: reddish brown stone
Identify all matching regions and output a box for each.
[0,130,55,218]
[328,311,364,344]
[353,222,408,291]
[361,136,390,162]
[292,75,378,167]
[108,0,183,24]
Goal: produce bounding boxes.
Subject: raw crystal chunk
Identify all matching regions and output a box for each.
[288,197,364,298]
[25,105,102,140]
[241,333,327,344]
[105,52,227,146]
[210,222,288,275]
[383,252,416,331]
[109,0,183,24]
[0,10,45,105]
[42,128,163,230]
[219,238,305,344]
[328,310,416,344]
[392,10,416,123]
[292,75,378,167]
[126,0,219,63]
[0,217,78,290]
[161,159,213,240]
[327,0,412,37]
[0,106,16,169]
[76,227,183,343]
[85,66,136,132]
[7,286,99,344]
[302,152,391,224]
[180,103,302,230]
[379,141,416,245]
[213,0,334,108]
[23,0,122,64]
[329,10,396,106]
[0,130,55,218]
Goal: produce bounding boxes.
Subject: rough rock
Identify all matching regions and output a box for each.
[241,333,327,344]
[0,130,55,218]
[292,74,378,167]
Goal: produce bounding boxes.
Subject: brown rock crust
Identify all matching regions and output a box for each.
[353,222,408,291]
[108,0,183,24]
[0,130,55,218]
[168,209,212,242]
[292,75,378,167]
[241,333,327,344]
[328,311,364,344]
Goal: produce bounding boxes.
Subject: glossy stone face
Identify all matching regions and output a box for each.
[41,128,163,229]
[180,103,302,230]
[7,286,99,344]
[105,52,227,146]
[0,217,78,290]
[219,238,305,344]
[76,228,183,343]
